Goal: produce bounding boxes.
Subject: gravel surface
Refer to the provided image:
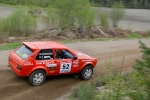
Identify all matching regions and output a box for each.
[93,7,150,31]
[0,39,150,100]
[0,5,150,100]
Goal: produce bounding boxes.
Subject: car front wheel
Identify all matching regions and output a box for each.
[81,66,93,80]
[29,70,46,86]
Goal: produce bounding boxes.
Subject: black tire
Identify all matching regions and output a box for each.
[81,66,93,80]
[29,70,46,86]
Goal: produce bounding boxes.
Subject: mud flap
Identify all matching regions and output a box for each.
[73,74,80,78]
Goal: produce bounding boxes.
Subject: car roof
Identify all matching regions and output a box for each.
[23,41,68,50]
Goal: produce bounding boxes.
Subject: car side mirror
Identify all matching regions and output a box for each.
[74,56,77,60]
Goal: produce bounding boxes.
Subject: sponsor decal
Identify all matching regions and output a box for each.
[73,60,79,67]
[73,65,78,67]
[14,53,21,59]
[48,67,58,70]
[44,56,51,59]
[16,51,22,57]
[16,52,28,59]
[39,53,53,55]
[82,59,93,62]
[76,52,91,57]
[36,61,54,65]
[60,59,72,63]
[22,54,28,59]
[49,70,55,73]
[73,60,79,64]
[46,63,57,67]
[60,62,71,73]
[24,61,33,66]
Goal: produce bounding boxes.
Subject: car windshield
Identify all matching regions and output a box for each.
[61,50,74,58]
[15,45,33,60]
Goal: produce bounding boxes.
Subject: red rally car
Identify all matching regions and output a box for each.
[8,41,97,86]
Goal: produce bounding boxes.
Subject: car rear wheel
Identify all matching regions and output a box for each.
[29,70,46,86]
[81,66,93,80]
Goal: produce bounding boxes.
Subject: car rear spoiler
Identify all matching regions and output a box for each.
[23,42,37,51]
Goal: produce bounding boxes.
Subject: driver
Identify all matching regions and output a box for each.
[56,50,63,59]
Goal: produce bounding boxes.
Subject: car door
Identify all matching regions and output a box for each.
[35,49,60,75]
[54,49,79,74]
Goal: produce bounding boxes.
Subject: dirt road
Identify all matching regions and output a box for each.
[0,39,150,100]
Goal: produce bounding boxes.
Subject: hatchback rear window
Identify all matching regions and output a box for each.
[15,45,33,60]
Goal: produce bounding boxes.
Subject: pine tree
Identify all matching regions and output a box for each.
[133,40,150,99]
[134,40,150,73]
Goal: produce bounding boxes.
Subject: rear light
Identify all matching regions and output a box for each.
[17,65,22,70]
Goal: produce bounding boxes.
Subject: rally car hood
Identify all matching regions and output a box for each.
[71,50,94,59]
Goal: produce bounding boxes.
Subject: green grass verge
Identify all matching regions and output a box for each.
[0,38,111,51]
[0,35,149,51]
[128,32,143,38]
[0,42,22,51]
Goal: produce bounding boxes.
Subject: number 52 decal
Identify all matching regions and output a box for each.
[60,63,71,73]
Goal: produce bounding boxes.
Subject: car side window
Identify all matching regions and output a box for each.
[56,49,74,59]
[36,49,54,60]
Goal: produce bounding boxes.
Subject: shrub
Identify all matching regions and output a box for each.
[110,2,125,28]
[44,6,58,29]
[99,12,109,28]
[0,17,9,39]
[69,83,95,100]
[0,18,3,39]
[2,7,36,37]
[47,0,95,29]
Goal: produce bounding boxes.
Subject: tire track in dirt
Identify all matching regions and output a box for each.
[0,39,150,100]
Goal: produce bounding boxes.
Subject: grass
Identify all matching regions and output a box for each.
[0,38,110,51]
[0,35,149,51]
[127,32,143,38]
[0,42,22,51]
[145,36,150,39]
[91,38,119,41]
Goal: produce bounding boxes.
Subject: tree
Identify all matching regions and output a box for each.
[134,41,150,73]
[133,40,150,99]
[133,0,138,8]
